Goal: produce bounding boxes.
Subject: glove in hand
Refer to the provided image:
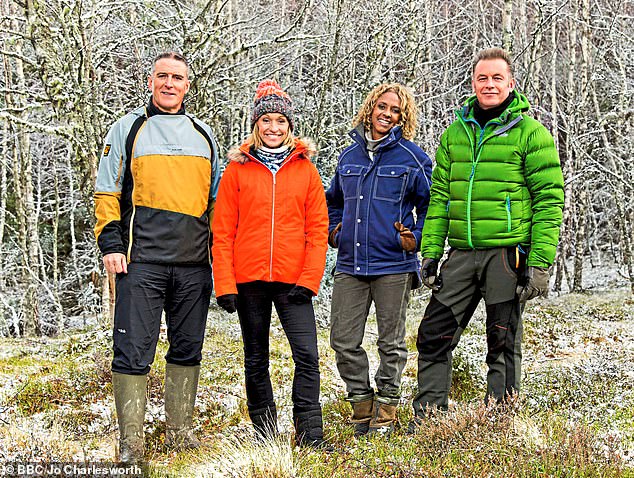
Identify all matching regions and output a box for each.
[287,285,314,304]
[516,266,550,303]
[394,222,417,253]
[217,294,238,313]
[328,223,342,248]
[421,258,442,291]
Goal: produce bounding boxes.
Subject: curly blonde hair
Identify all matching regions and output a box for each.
[352,83,418,140]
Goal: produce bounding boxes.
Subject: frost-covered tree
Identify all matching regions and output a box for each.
[1,0,632,335]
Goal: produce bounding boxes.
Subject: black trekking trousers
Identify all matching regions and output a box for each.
[236,281,321,414]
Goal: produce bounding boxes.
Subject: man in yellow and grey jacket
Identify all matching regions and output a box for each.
[94,51,219,463]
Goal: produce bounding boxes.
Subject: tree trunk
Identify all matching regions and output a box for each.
[571,0,591,292]
[10,0,40,335]
[551,9,565,293]
[502,0,513,53]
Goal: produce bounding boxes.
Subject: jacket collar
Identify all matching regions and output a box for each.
[459,91,530,126]
[229,137,316,164]
[348,124,403,150]
[146,96,186,117]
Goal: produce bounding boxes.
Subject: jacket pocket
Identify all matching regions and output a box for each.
[373,165,408,202]
[340,164,365,199]
[503,245,528,277]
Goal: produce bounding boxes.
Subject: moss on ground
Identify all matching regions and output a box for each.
[1,291,632,477]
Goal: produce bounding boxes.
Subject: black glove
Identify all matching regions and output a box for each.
[516,266,550,303]
[287,285,313,304]
[217,294,238,313]
[421,258,442,291]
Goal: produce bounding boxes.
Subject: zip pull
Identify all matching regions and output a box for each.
[516,245,520,269]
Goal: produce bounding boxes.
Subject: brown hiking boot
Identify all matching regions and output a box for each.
[368,396,398,436]
[348,391,375,437]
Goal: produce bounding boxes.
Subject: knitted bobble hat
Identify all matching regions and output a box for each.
[251,79,294,131]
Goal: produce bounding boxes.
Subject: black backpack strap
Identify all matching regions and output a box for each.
[187,115,215,155]
[124,114,148,165]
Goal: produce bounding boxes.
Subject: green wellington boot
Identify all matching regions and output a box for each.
[164,363,202,449]
[112,372,147,464]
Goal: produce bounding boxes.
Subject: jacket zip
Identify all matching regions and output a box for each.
[126,122,147,263]
[270,172,276,281]
[506,194,512,232]
[350,131,385,275]
[457,113,506,248]
[242,150,295,282]
[127,206,136,262]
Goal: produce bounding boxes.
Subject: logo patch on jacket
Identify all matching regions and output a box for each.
[103,144,111,156]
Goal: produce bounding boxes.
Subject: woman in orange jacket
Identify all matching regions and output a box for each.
[212,80,329,448]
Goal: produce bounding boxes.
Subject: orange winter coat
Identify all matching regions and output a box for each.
[212,138,328,297]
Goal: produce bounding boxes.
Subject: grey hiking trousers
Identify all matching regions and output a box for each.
[330,272,413,399]
[412,247,525,415]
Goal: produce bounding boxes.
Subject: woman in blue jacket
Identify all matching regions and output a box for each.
[327,83,432,436]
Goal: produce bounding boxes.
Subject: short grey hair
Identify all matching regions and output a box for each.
[472,48,514,77]
[151,52,189,76]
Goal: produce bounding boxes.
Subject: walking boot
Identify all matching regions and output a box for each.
[112,372,147,464]
[368,395,399,436]
[346,391,374,437]
[293,408,333,452]
[406,416,424,435]
[249,404,279,439]
[164,363,201,449]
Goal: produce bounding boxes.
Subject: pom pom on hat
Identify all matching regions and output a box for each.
[254,79,291,101]
[251,79,294,130]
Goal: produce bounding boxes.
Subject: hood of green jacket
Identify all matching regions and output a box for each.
[459,91,531,125]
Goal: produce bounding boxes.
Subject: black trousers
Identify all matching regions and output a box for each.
[413,247,524,413]
[236,281,321,414]
[112,262,212,375]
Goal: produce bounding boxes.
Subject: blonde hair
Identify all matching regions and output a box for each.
[352,83,418,141]
[245,122,296,149]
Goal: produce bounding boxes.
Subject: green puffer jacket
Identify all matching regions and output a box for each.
[421,92,564,268]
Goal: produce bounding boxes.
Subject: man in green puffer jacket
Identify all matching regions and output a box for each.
[410,48,564,426]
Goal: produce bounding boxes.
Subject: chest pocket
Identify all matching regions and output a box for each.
[373,165,409,202]
[339,164,366,200]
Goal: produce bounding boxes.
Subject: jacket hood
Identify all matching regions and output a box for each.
[228,137,317,164]
[461,91,530,123]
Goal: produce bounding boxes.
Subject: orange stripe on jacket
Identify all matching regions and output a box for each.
[94,192,122,242]
[131,154,212,217]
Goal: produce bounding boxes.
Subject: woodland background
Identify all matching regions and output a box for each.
[0,0,633,336]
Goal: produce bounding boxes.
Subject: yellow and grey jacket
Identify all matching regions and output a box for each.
[94,99,220,264]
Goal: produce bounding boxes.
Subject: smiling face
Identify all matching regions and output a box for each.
[148,57,190,113]
[472,58,515,110]
[255,113,290,148]
[370,91,402,140]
